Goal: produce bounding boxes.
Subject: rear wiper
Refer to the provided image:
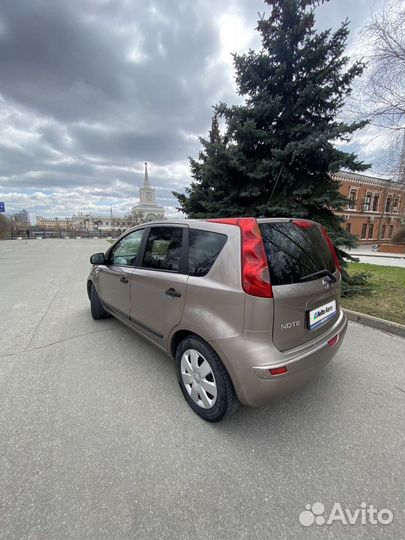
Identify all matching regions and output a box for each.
[300,269,337,283]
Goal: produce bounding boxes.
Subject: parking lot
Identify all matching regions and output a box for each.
[0,239,404,540]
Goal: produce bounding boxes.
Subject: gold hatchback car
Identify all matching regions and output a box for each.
[88,218,347,421]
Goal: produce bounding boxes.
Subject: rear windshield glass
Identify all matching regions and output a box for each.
[259,222,336,286]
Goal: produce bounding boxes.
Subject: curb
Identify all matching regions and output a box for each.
[343,308,405,338]
[349,252,405,260]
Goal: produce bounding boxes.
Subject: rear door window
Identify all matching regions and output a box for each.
[259,222,335,285]
[188,229,227,276]
[142,227,183,272]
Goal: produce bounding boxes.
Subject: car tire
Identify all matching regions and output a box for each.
[175,335,239,422]
[90,284,110,320]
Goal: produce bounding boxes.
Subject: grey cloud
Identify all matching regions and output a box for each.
[0,143,58,176]
[0,0,125,122]
[0,0,386,219]
[0,0,231,129]
[71,125,198,163]
[39,124,74,153]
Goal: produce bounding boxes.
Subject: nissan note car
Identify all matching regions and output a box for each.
[87,218,347,422]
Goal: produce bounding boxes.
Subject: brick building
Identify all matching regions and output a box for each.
[332,171,405,244]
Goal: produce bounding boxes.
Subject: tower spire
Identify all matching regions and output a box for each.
[144,161,150,187]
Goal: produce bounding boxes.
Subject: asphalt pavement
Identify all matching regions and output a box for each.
[0,239,404,540]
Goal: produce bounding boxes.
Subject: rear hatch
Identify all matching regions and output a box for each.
[258,219,341,352]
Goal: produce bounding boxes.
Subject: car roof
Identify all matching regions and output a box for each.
[143,217,314,225]
[136,217,297,225]
[125,217,317,233]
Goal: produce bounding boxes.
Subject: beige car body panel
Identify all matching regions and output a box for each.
[88,218,348,407]
[176,221,245,344]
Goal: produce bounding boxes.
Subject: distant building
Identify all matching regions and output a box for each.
[32,162,166,233]
[36,217,72,230]
[13,209,30,226]
[333,170,405,243]
[70,214,134,232]
[131,162,165,222]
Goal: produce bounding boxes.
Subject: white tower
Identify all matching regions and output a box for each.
[139,162,155,204]
[131,162,165,223]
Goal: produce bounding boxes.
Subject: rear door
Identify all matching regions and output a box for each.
[259,219,340,351]
[129,225,188,347]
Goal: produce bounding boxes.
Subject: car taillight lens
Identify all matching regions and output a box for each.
[269,366,288,376]
[292,219,313,229]
[328,334,339,347]
[208,218,272,298]
[321,226,342,273]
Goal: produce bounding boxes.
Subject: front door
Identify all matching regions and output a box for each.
[130,225,188,346]
[98,228,145,318]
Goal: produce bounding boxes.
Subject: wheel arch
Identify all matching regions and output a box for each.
[170,329,219,360]
[170,329,196,359]
[87,279,93,300]
[170,329,238,394]
[173,330,240,420]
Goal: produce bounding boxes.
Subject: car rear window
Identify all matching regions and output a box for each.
[188,229,227,276]
[259,222,336,286]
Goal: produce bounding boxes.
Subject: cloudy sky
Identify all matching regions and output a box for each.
[0,0,385,222]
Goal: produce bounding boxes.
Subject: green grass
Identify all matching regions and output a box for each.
[341,262,405,325]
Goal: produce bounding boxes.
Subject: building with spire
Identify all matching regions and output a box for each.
[131,162,165,223]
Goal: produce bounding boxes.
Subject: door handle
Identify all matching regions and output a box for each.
[120,276,129,284]
[165,287,181,298]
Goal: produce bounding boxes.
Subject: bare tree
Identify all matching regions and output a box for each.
[399,134,405,185]
[363,0,405,129]
[351,0,405,180]
[0,215,11,240]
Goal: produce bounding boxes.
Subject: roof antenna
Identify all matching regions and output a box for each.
[260,166,283,217]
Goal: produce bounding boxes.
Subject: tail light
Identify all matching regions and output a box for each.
[328,334,339,348]
[292,219,313,229]
[269,366,288,376]
[321,226,342,272]
[208,218,272,298]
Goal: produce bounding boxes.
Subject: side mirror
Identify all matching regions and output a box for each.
[90,252,106,265]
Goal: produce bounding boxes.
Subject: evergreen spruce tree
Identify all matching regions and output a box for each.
[174,0,371,295]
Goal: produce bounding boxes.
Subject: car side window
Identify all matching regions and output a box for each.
[188,229,227,276]
[142,227,183,272]
[110,229,144,266]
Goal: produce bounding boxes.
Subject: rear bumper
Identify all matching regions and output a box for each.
[210,310,348,407]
